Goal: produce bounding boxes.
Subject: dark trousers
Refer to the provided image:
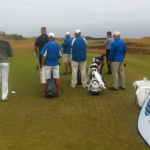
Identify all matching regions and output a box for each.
[106,49,111,73]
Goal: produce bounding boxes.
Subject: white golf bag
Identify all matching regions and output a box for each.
[87,54,106,95]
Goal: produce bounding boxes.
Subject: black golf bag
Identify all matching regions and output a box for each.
[77,67,82,84]
[77,66,88,85]
[46,73,58,97]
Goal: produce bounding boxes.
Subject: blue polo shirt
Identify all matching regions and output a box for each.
[71,35,87,61]
[40,40,63,66]
[108,38,127,62]
[62,37,72,54]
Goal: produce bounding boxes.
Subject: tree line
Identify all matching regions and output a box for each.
[6,34,27,40]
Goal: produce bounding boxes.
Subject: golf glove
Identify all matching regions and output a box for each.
[35,53,38,58]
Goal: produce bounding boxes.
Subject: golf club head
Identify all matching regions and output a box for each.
[36,66,39,70]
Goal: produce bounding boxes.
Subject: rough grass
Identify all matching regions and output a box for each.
[0,38,150,150]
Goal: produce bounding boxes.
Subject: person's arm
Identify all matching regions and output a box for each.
[108,61,111,65]
[71,38,76,48]
[8,45,14,57]
[108,42,115,64]
[104,42,107,46]
[34,46,38,54]
[62,39,69,48]
[123,43,127,58]
[34,38,39,58]
[40,44,47,68]
[104,39,108,46]
[83,37,87,46]
[59,46,63,58]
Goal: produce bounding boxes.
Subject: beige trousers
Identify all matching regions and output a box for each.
[71,61,87,87]
[111,61,125,89]
[0,63,9,100]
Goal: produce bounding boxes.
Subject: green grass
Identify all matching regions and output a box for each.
[0,40,150,149]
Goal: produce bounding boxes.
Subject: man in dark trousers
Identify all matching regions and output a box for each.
[34,27,49,68]
[0,31,14,101]
[104,31,114,74]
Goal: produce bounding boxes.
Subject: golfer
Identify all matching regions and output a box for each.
[34,27,49,68]
[0,31,14,101]
[40,33,63,97]
[70,29,87,88]
[108,31,127,90]
[103,31,114,74]
[61,32,72,75]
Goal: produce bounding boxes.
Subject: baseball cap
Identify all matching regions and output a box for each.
[0,31,5,36]
[64,32,70,36]
[48,33,55,38]
[112,31,120,36]
[74,29,81,34]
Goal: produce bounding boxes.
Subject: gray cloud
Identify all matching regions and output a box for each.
[1,0,150,38]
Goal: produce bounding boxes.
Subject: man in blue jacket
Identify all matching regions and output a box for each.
[70,29,87,88]
[108,31,127,90]
[61,32,72,75]
[40,33,63,97]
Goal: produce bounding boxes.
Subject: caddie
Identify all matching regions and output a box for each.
[40,33,63,97]
[0,31,14,101]
[61,32,72,75]
[70,29,87,88]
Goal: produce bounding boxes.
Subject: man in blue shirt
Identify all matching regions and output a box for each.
[40,33,63,97]
[61,32,72,75]
[108,31,127,90]
[70,29,87,88]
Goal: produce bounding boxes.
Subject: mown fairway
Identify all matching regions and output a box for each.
[0,38,150,150]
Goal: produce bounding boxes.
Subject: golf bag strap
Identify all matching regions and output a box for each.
[92,80,99,83]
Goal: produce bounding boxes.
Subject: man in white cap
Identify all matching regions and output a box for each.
[0,31,14,101]
[61,32,72,75]
[70,29,87,88]
[40,33,63,97]
[108,31,127,90]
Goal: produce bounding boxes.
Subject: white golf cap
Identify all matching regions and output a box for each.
[64,32,70,36]
[113,31,121,36]
[48,33,55,38]
[74,29,81,34]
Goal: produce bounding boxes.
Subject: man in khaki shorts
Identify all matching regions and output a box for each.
[40,33,63,97]
[61,32,72,75]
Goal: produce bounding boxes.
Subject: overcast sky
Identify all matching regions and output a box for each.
[0,0,150,38]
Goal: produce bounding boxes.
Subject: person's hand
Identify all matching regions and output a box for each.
[108,61,111,65]
[35,53,38,58]
[41,64,44,68]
